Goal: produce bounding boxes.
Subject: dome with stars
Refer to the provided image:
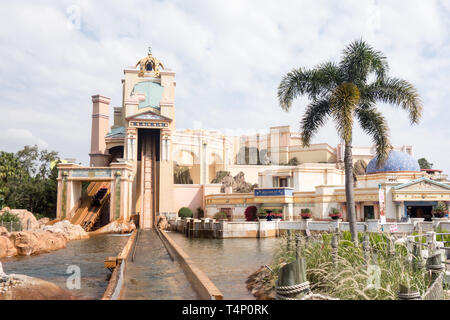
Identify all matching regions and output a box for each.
[366,150,421,174]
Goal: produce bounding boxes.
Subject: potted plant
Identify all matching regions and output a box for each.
[432,202,447,218]
[272,209,283,220]
[300,208,312,219]
[329,207,342,220]
[257,208,267,220]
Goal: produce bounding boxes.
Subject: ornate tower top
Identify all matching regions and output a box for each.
[135,47,164,77]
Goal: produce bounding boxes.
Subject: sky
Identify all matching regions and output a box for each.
[0,0,449,172]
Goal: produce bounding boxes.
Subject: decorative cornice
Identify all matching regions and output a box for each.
[92,95,111,104]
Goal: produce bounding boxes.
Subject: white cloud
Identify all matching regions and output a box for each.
[0,129,48,151]
[0,0,448,173]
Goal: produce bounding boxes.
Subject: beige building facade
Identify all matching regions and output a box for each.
[56,51,449,229]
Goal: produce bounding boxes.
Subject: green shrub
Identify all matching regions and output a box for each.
[214,211,228,220]
[301,208,311,214]
[0,210,20,223]
[196,207,204,219]
[257,208,267,217]
[178,207,193,218]
[34,213,46,221]
[436,228,450,243]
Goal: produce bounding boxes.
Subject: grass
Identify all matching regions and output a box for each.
[266,231,432,300]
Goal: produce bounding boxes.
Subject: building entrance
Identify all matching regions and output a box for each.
[137,129,160,228]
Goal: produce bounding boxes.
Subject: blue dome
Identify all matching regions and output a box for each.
[366,150,420,174]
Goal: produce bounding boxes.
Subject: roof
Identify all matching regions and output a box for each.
[393,177,450,190]
[366,150,420,174]
[105,126,125,138]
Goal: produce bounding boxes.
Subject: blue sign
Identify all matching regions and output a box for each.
[254,188,293,197]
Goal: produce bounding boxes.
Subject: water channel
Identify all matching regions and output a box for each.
[1,234,130,300]
[167,231,280,299]
[2,230,281,300]
[122,229,198,299]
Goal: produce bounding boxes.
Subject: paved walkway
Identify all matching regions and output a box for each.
[122,229,198,300]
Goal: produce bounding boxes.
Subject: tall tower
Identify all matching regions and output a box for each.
[121,49,176,228]
[89,94,111,166]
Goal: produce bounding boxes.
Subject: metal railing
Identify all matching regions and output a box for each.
[0,220,22,232]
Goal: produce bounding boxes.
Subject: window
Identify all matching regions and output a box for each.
[364,206,374,220]
[279,178,288,187]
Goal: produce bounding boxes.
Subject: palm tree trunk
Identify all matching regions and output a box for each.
[344,139,358,244]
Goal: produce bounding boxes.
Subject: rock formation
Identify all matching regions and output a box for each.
[0,207,39,230]
[8,231,67,256]
[157,216,169,230]
[43,220,89,241]
[0,268,77,300]
[90,219,136,235]
[174,164,193,184]
[0,236,17,258]
[37,217,50,228]
[216,171,258,193]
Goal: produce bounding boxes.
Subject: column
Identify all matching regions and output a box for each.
[355,203,361,222]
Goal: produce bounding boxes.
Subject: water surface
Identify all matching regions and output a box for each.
[168,232,280,299]
[1,234,130,299]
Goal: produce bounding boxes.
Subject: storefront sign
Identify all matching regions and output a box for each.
[254,188,293,197]
[129,121,168,128]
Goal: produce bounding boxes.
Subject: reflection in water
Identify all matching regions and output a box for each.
[123,229,198,300]
[1,234,130,300]
[168,232,280,300]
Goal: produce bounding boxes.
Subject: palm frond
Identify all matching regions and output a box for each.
[355,106,391,167]
[300,99,331,147]
[367,77,423,124]
[339,39,389,85]
[329,82,360,143]
[278,62,340,111]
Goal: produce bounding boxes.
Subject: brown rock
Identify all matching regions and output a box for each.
[37,217,50,228]
[0,236,17,258]
[0,274,78,300]
[8,231,67,256]
[0,208,40,230]
[43,220,89,241]
[157,216,169,230]
[90,219,136,235]
[0,227,9,237]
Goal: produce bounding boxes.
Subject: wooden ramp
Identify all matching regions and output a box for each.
[69,181,111,231]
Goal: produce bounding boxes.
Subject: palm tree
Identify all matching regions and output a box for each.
[278,40,422,243]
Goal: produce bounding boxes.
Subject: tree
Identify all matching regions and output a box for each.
[278,40,422,243]
[0,145,59,217]
[417,157,433,169]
